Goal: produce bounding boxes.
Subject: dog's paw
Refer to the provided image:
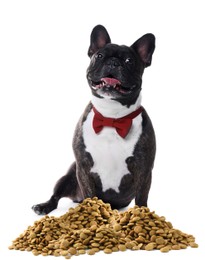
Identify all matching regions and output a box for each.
[32,201,57,215]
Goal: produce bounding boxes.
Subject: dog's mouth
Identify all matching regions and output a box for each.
[91,77,130,94]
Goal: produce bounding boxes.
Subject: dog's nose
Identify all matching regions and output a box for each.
[106,58,121,68]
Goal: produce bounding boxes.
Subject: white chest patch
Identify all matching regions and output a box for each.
[83,109,143,193]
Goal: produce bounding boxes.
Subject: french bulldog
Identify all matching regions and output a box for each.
[32,25,156,215]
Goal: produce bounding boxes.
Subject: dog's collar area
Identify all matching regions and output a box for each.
[92,105,143,138]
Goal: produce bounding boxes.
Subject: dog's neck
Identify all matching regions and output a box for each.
[91,94,142,118]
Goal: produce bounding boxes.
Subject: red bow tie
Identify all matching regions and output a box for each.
[92,105,143,138]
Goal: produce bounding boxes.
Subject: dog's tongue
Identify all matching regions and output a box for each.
[101,77,120,86]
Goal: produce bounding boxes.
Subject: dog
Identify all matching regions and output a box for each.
[32,25,156,215]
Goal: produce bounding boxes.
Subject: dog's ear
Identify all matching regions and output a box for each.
[88,25,111,57]
[131,34,155,67]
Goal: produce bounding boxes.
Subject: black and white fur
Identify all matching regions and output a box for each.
[32,25,156,215]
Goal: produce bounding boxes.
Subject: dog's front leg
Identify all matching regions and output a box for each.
[76,161,96,199]
[126,156,152,207]
[134,170,152,207]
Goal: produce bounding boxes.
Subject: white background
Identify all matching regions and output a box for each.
[0,0,204,259]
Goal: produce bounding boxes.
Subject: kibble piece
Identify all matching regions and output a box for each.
[156,237,165,245]
[61,250,69,256]
[95,232,103,238]
[160,246,170,253]
[113,223,121,231]
[118,244,126,251]
[41,252,48,256]
[156,244,165,249]
[172,244,180,250]
[179,243,187,249]
[136,236,145,243]
[156,229,164,234]
[32,250,40,256]
[83,237,91,245]
[90,224,97,231]
[112,246,119,252]
[92,248,100,253]
[68,247,77,255]
[125,242,133,249]
[87,249,96,255]
[166,221,173,228]
[148,221,156,227]
[54,250,60,256]
[150,235,157,242]
[104,248,112,254]
[91,242,100,248]
[60,239,69,249]
[132,245,140,250]
[80,232,88,240]
[134,225,142,233]
[29,232,36,239]
[189,242,198,248]
[78,249,86,254]
[145,242,155,251]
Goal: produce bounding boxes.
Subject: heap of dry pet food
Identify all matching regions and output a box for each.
[9,197,198,258]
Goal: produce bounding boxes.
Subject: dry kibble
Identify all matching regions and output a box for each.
[160,246,170,253]
[155,237,165,245]
[113,223,121,231]
[32,250,40,256]
[118,244,126,251]
[156,229,164,234]
[172,245,180,250]
[61,250,69,256]
[134,225,142,233]
[179,243,187,249]
[9,197,198,258]
[78,249,86,254]
[60,240,69,249]
[125,242,133,249]
[79,232,88,240]
[87,249,96,255]
[91,242,99,248]
[104,248,112,254]
[132,245,140,250]
[68,247,77,255]
[145,242,155,251]
[136,236,145,243]
[189,242,198,248]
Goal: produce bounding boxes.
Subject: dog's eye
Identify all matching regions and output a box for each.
[96,53,103,59]
[125,58,133,64]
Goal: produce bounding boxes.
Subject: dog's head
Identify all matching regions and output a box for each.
[86,25,155,107]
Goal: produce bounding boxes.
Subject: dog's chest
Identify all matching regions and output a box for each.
[82,109,143,193]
